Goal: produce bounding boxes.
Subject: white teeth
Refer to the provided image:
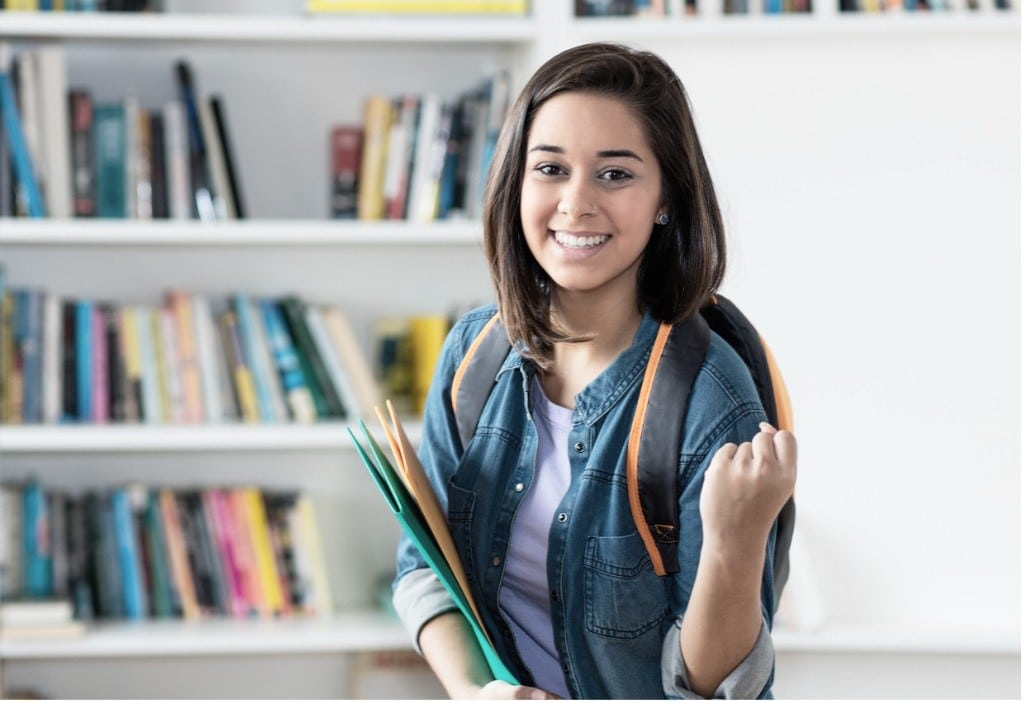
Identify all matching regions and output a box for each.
[554,231,610,249]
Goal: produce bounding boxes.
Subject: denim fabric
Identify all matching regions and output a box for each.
[394,304,777,699]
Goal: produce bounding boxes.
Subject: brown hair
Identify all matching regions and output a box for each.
[483,42,726,369]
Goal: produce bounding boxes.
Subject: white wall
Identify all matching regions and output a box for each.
[660,32,1020,638]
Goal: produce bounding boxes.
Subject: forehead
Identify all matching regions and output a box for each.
[527,92,652,154]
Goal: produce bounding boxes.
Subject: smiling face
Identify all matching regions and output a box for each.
[519,91,664,308]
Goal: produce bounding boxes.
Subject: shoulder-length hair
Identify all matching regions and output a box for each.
[483,42,726,369]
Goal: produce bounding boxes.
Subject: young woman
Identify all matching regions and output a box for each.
[392,42,796,699]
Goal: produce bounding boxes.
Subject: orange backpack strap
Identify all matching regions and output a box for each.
[626,314,711,576]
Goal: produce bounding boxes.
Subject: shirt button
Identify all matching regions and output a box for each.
[574,442,585,453]
[514,482,525,492]
[491,556,501,567]
[550,590,559,602]
[557,512,568,523]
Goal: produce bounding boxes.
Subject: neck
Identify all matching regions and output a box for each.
[539,288,643,407]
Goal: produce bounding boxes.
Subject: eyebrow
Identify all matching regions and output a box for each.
[527,144,645,162]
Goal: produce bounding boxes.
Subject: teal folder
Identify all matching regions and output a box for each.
[347,419,518,685]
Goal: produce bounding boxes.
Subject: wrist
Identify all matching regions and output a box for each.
[701,528,770,568]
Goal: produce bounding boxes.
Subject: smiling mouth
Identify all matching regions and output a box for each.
[554,231,610,249]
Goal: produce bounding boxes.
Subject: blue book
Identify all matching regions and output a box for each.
[232,295,276,422]
[92,103,127,219]
[110,488,147,620]
[75,300,94,422]
[0,73,45,217]
[14,289,42,423]
[260,299,315,423]
[22,480,52,598]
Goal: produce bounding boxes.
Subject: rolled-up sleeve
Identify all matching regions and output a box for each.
[392,565,459,653]
[661,617,775,699]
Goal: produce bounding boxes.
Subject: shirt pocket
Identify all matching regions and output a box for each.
[446,482,478,583]
[583,533,668,639]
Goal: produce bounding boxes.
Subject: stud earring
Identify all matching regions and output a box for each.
[656,213,670,226]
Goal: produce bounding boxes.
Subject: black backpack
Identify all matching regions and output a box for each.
[449,295,795,613]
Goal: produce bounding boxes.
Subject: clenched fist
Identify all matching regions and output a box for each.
[699,422,797,555]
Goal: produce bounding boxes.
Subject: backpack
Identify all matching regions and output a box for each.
[450,294,795,614]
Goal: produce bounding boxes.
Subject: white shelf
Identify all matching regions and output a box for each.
[0,610,412,659]
[2,616,1016,660]
[0,11,536,43]
[569,11,1018,38]
[0,219,484,246]
[0,421,424,452]
[772,624,1021,655]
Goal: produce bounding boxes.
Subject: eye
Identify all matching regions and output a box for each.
[598,168,632,182]
[534,163,566,177]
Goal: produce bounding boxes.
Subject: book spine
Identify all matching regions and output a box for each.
[149,111,169,219]
[134,305,162,424]
[321,305,382,419]
[220,310,258,423]
[197,96,232,220]
[161,100,191,220]
[191,293,223,423]
[22,480,52,598]
[35,46,73,218]
[279,296,346,419]
[167,290,204,423]
[157,488,200,620]
[209,95,245,219]
[174,61,215,221]
[92,102,127,219]
[41,291,62,424]
[143,488,175,618]
[231,295,277,423]
[260,299,316,424]
[15,289,43,423]
[356,94,393,221]
[69,89,95,217]
[1,484,25,599]
[304,304,359,423]
[241,488,284,617]
[330,124,361,219]
[204,489,249,618]
[74,299,93,422]
[110,488,146,619]
[90,303,109,423]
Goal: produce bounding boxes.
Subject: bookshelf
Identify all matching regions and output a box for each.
[0,1,1019,699]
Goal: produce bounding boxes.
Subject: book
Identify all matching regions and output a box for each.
[231,295,280,423]
[92,102,127,219]
[162,100,191,220]
[198,96,233,220]
[68,88,94,217]
[239,487,285,617]
[41,292,62,424]
[0,597,85,641]
[141,489,176,618]
[14,289,43,423]
[220,310,259,423]
[356,94,393,221]
[166,290,204,423]
[173,60,216,221]
[303,304,360,425]
[259,299,316,424]
[90,303,109,423]
[191,293,224,423]
[149,111,169,219]
[347,403,516,683]
[157,488,200,620]
[0,71,45,216]
[330,125,361,219]
[209,95,245,219]
[320,305,382,420]
[408,314,448,416]
[74,298,92,422]
[383,94,418,220]
[0,484,25,600]
[279,295,346,419]
[110,487,147,619]
[64,494,94,620]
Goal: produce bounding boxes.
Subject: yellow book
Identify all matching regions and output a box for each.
[294,495,334,617]
[357,95,393,221]
[241,488,285,616]
[4,0,39,10]
[307,0,527,12]
[409,315,448,416]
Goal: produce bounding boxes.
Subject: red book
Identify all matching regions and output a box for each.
[330,125,362,219]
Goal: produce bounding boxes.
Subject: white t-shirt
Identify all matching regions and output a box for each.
[498,376,573,699]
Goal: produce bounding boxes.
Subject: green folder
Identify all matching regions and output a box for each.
[347,420,518,684]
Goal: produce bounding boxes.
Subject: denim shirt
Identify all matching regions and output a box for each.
[394,304,777,699]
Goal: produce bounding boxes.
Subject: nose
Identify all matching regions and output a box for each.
[558,174,596,219]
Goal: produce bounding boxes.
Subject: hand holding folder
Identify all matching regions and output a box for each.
[346,400,518,684]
